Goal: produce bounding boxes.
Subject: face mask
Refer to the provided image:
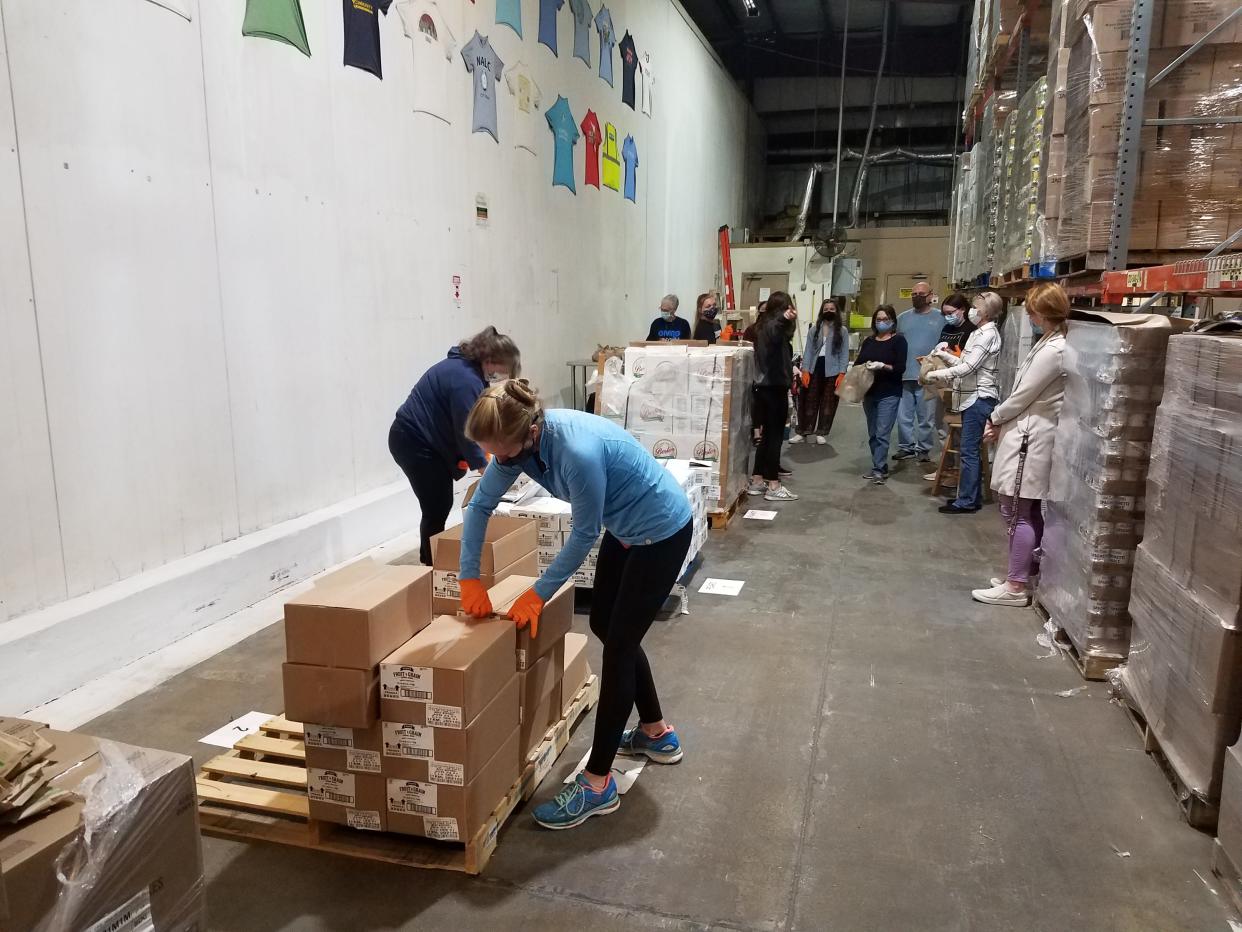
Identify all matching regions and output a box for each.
[912,294,930,309]
[703,307,718,320]
[943,311,961,325]
[968,309,983,325]
[876,320,894,333]
[486,372,508,384]
[661,310,676,322]
[1031,323,1045,338]
[496,440,534,467]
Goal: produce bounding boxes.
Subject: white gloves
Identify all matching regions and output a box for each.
[864,361,884,371]
[934,342,949,353]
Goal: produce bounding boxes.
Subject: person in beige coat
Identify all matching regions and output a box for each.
[972,283,1071,606]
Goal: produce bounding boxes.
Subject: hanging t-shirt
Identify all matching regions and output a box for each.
[601,122,621,191]
[538,0,564,55]
[618,31,638,109]
[639,51,654,117]
[496,0,522,36]
[397,0,457,123]
[505,63,544,156]
[622,135,639,202]
[461,32,505,141]
[343,0,392,78]
[580,109,602,189]
[569,0,593,66]
[243,0,311,57]
[545,96,580,194]
[594,6,616,86]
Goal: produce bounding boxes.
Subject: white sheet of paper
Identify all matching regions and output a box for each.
[759,287,772,301]
[744,509,777,521]
[199,711,275,749]
[699,578,745,596]
[564,752,646,794]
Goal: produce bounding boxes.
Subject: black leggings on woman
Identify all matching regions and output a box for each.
[752,385,788,481]
[586,519,693,776]
[388,420,454,566]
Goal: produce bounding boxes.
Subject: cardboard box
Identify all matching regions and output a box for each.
[519,644,565,759]
[1220,743,1242,872]
[380,615,516,726]
[0,729,203,932]
[303,721,384,775]
[563,631,590,714]
[285,564,433,670]
[489,576,577,671]
[283,663,378,729]
[382,674,519,785]
[520,682,564,761]
[306,768,387,831]
[432,551,539,615]
[431,515,538,575]
[387,727,520,842]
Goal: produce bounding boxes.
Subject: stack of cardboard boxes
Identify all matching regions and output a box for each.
[994,76,1051,275]
[1041,0,1072,248]
[1118,332,1242,814]
[430,516,538,614]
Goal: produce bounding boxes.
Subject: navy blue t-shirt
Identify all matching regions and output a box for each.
[647,316,691,341]
[343,0,392,79]
[619,31,637,109]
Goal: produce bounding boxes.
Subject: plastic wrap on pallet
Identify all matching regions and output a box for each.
[993,108,1020,277]
[996,78,1052,276]
[1220,744,1242,873]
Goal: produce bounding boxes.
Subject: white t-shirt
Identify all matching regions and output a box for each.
[397,0,459,124]
[504,62,544,156]
[639,52,654,117]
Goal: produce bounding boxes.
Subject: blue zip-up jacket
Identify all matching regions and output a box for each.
[395,348,488,473]
[461,410,693,600]
[802,320,850,377]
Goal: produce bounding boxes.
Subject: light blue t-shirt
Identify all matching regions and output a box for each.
[569,0,592,65]
[496,0,521,36]
[622,134,639,202]
[539,0,563,54]
[461,410,693,600]
[594,6,615,85]
[461,32,504,142]
[546,96,579,193]
[896,307,945,380]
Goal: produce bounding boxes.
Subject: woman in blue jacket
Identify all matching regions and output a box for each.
[458,380,692,830]
[791,296,850,446]
[388,327,520,565]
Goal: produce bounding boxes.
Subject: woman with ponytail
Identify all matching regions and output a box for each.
[457,380,693,829]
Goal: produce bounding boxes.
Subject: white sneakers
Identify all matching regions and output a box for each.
[747,480,766,496]
[971,583,1031,607]
[764,486,799,501]
[816,435,827,445]
[789,433,805,444]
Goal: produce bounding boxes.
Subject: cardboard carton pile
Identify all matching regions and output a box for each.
[952,100,1003,282]
[0,721,204,931]
[994,77,1052,275]
[597,345,754,512]
[1116,332,1242,809]
[430,516,538,613]
[1220,743,1242,869]
[1040,314,1173,662]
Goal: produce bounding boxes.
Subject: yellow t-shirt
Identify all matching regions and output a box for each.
[602,122,621,191]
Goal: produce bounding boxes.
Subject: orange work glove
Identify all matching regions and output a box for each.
[459,578,493,618]
[506,588,545,638]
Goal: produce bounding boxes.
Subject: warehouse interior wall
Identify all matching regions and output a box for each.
[0,0,761,705]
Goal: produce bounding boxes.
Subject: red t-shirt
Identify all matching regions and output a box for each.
[581,109,602,189]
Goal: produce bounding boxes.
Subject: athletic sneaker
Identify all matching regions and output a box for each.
[765,486,799,502]
[747,480,766,496]
[532,773,619,830]
[923,472,938,482]
[789,433,805,444]
[917,454,934,464]
[892,450,917,461]
[815,435,827,445]
[778,464,794,477]
[971,583,1031,607]
[618,726,684,764]
[861,469,885,480]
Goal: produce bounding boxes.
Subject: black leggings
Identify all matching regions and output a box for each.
[388,420,454,566]
[752,385,788,481]
[586,519,693,776]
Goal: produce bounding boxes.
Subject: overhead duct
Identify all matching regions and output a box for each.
[848,0,892,228]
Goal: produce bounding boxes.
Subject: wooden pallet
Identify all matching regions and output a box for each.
[1032,600,1124,682]
[195,675,600,875]
[708,488,747,530]
[1117,694,1219,832]
[1054,250,1212,277]
[1211,838,1242,917]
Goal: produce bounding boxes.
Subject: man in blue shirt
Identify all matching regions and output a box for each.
[894,281,943,462]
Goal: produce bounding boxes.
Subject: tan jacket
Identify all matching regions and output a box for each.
[989,332,1066,499]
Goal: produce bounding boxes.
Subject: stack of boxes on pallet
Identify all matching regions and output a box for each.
[1040,315,1174,664]
[1117,332,1242,815]
[430,516,538,613]
[994,76,1051,276]
[1041,0,1073,246]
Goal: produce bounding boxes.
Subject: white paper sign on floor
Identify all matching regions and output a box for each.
[199,711,276,749]
[744,510,778,521]
[564,752,646,794]
[699,578,745,596]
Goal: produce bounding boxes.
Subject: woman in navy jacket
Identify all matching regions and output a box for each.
[388,327,521,564]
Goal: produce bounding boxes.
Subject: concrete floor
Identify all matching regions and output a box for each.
[84,413,1235,931]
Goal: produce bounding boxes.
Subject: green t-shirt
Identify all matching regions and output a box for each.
[242,0,312,57]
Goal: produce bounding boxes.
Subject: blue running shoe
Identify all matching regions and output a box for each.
[618,726,684,764]
[532,773,619,830]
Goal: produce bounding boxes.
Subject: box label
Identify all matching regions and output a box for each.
[516,647,530,670]
[430,759,465,786]
[346,809,382,831]
[537,528,560,548]
[85,888,154,932]
[381,664,434,702]
[383,722,435,759]
[433,569,461,599]
[305,724,355,749]
[388,778,438,816]
[424,816,461,841]
[346,748,382,773]
[426,703,463,729]
[307,769,356,807]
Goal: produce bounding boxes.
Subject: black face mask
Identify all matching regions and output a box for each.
[912,294,930,309]
[703,308,718,320]
[496,441,534,467]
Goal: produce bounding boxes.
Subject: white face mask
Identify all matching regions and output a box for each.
[968,308,983,325]
[486,372,508,384]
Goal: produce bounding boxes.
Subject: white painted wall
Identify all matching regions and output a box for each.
[0,0,761,623]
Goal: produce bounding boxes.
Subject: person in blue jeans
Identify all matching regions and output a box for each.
[923,292,1005,513]
[853,305,907,484]
[894,281,944,463]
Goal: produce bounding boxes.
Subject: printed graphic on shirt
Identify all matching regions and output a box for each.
[545,96,580,193]
[538,0,564,55]
[618,31,637,109]
[143,0,192,20]
[639,51,654,117]
[622,134,639,202]
[580,109,602,189]
[462,32,505,141]
[594,6,615,86]
[496,0,522,36]
[601,122,620,191]
[397,0,458,123]
[343,0,393,79]
[243,0,311,57]
[569,0,593,66]
[505,63,544,155]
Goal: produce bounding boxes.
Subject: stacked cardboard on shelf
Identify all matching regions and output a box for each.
[1040,314,1174,663]
[1040,0,1072,240]
[994,77,1051,275]
[430,516,538,614]
[1117,332,1242,810]
[1220,743,1242,870]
